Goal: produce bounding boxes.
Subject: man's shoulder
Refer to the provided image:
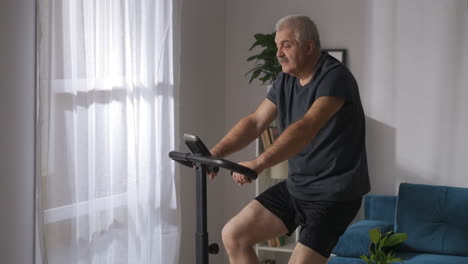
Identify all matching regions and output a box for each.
[316,56,356,85]
[320,56,346,75]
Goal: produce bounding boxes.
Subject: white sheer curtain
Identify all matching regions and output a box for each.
[36,0,179,263]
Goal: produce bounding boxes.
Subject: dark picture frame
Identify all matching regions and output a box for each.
[323,49,347,66]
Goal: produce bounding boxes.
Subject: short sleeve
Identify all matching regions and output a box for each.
[266,72,284,105]
[316,66,356,103]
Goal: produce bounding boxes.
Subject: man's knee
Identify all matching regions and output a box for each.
[222,219,253,253]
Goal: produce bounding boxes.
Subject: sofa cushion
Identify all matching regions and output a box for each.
[397,252,468,264]
[328,253,468,264]
[396,183,468,256]
[328,256,364,264]
[332,220,393,257]
[364,194,397,222]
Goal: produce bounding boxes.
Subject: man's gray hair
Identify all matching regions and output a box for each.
[275,15,321,50]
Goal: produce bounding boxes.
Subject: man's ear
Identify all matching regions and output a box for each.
[305,41,315,55]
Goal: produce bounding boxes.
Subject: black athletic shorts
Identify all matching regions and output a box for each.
[255,181,362,258]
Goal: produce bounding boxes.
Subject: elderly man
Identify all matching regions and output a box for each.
[209,15,370,264]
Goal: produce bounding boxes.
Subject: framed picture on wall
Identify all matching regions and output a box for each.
[323,49,347,66]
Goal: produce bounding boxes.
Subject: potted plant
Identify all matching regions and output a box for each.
[360,228,408,264]
[245,32,282,85]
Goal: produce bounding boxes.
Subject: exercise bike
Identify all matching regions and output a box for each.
[169,134,258,264]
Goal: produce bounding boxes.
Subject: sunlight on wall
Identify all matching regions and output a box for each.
[394,0,468,188]
[359,0,468,193]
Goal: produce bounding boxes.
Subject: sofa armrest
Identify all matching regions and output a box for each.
[364,194,397,222]
[332,220,394,258]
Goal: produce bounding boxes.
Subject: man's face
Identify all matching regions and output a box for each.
[275,28,308,76]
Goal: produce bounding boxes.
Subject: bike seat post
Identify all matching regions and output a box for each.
[195,163,209,264]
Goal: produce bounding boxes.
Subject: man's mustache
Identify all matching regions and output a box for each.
[278,57,288,63]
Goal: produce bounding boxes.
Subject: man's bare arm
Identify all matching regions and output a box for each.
[210,99,277,158]
[255,96,345,171]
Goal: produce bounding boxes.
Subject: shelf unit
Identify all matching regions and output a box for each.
[254,139,299,263]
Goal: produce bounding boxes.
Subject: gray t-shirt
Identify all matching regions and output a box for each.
[267,52,370,201]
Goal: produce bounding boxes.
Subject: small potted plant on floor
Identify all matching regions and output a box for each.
[361,228,408,264]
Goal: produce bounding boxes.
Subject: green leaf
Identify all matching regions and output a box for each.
[251,68,262,79]
[259,75,269,84]
[360,255,370,264]
[254,33,267,40]
[244,66,262,76]
[378,236,388,251]
[249,33,271,50]
[246,55,258,61]
[248,68,263,84]
[369,228,381,244]
[387,257,403,263]
[245,32,280,85]
[383,233,408,247]
[363,228,409,264]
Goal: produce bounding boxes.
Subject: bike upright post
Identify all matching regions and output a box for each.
[195,164,208,264]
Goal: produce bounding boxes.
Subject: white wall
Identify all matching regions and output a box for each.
[392,0,468,189]
[0,0,36,263]
[178,0,227,262]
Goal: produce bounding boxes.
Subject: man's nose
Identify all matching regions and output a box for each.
[276,48,283,58]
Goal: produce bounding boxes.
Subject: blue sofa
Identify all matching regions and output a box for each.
[329,183,468,264]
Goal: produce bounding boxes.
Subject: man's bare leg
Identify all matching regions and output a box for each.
[288,242,328,264]
[222,200,289,264]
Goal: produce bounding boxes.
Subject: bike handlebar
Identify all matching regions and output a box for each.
[169,151,258,180]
